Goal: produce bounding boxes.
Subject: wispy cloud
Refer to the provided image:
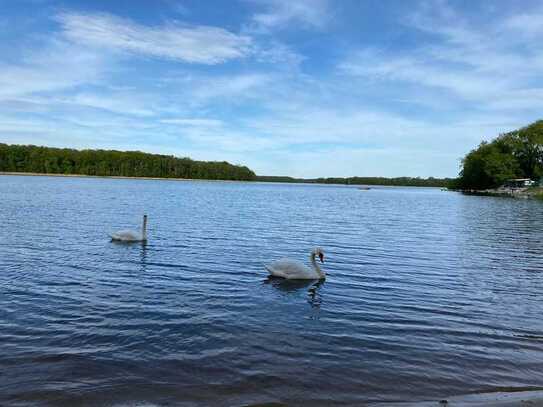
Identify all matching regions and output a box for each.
[340,1,543,113]
[160,118,224,127]
[0,40,107,100]
[162,72,274,105]
[339,50,512,102]
[2,1,542,178]
[57,12,253,64]
[68,93,156,117]
[248,0,330,31]
[504,8,543,37]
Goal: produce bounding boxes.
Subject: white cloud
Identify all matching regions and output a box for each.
[339,50,512,101]
[3,91,161,118]
[3,1,542,179]
[160,118,224,127]
[0,40,107,100]
[339,2,543,112]
[242,107,496,151]
[57,12,253,64]
[163,72,274,105]
[248,0,330,30]
[69,93,156,117]
[255,41,305,67]
[505,10,543,37]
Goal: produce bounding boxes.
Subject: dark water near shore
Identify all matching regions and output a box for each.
[1,175,543,406]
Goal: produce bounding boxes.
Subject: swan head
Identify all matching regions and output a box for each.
[313,247,325,263]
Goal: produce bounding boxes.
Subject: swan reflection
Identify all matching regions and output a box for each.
[264,277,324,308]
[110,239,149,273]
[139,243,148,273]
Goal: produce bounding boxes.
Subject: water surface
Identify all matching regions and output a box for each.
[1,175,543,406]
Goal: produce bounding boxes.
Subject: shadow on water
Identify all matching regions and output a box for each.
[263,277,324,308]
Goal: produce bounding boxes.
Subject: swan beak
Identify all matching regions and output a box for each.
[319,253,324,263]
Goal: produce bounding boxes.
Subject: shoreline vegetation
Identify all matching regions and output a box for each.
[0,143,452,187]
[0,171,250,182]
[452,119,543,197]
[0,143,256,181]
[461,186,543,200]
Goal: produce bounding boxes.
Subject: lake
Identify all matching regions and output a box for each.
[1,175,543,406]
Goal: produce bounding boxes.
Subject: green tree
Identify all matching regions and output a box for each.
[457,120,543,189]
[0,144,257,181]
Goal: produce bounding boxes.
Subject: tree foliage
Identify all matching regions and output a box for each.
[457,120,543,189]
[0,144,256,181]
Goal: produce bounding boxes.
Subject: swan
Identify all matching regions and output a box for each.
[265,248,326,280]
[110,215,148,242]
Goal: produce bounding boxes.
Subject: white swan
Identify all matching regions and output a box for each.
[110,215,148,242]
[265,248,326,280]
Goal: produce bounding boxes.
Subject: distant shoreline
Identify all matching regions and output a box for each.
[0,172,448,188]
[458,187,543,200]
[0,144,452,187]
[0,171,245,183]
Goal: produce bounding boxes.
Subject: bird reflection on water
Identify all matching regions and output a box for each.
[139,242,148,273]
[6,179,543,405]
[110,239,149,273]
[264,277,324,309]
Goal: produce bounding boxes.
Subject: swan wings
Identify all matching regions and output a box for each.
[265,258,320,280]
[110,230,144,242]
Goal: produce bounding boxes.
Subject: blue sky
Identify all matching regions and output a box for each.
[1,0,542,177]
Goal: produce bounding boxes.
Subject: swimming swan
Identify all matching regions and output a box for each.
[110,215,148,242]
[265,248,325,280]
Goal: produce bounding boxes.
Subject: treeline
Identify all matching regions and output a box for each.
[0,143,459,187]
[256,175,452,187]
[0,144,256,181]
[454,120,543,190]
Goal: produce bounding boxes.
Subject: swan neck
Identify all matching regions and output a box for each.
[310,252,324,278]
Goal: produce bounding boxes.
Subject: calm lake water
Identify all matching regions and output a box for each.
[1,175,543,406]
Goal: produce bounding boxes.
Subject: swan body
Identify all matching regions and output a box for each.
[110,215,148,242]
[265,248,325,280]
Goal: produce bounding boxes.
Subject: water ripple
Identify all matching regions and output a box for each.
[1,176,543,405]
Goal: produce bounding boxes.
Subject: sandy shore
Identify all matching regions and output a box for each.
[374,390,543,406]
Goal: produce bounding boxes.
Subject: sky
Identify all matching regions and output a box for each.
[1,0,542,178]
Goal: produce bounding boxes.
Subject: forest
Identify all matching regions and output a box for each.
[1,142,494,189]
[454,120,543,190]
[0,144,256,181]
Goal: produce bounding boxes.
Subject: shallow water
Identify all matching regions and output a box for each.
[1,175,543,406]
